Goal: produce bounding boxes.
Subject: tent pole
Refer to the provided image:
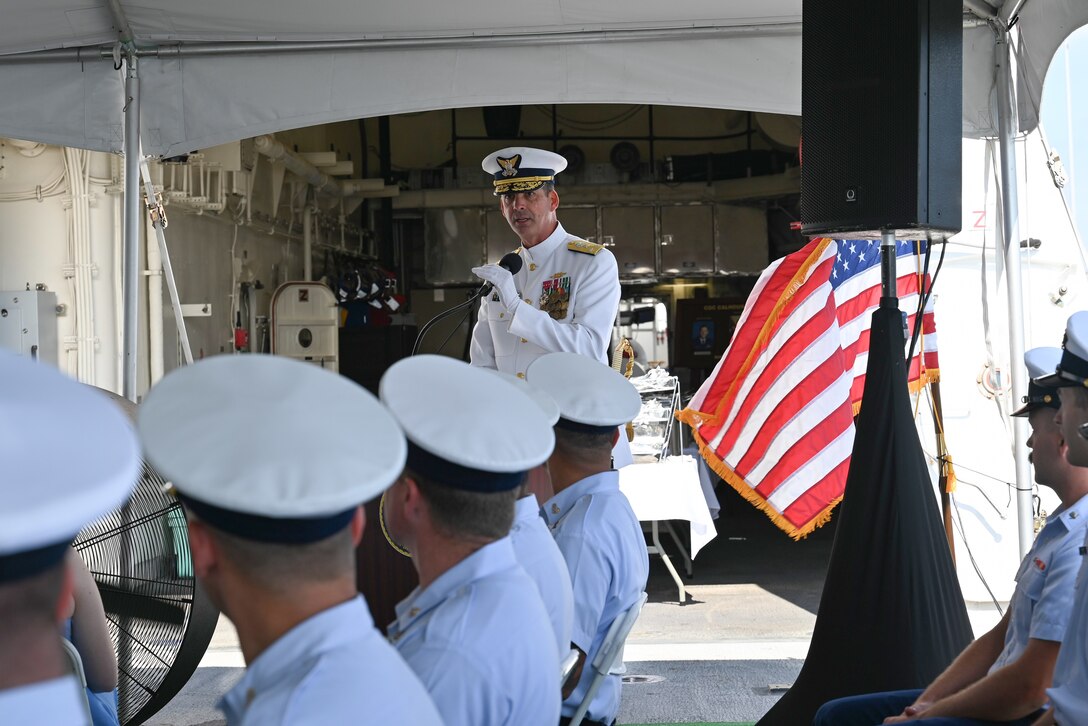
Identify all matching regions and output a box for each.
[996,30,1033,557]
[122,57,141,402]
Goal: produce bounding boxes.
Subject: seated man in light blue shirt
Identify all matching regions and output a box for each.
[488,370,576,660]
[529,353,650,726]
[815,345,1088,726]
[138,355,441,726]
[380,355,561,726]
[510,479,575,660]
[1033,313,1088,726]
[0,352,139,726]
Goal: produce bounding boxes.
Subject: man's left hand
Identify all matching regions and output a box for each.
[472,264,519,311]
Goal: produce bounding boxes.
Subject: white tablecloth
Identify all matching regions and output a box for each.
[618,455,717,558]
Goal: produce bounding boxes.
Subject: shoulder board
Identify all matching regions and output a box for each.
[567,239,604,256]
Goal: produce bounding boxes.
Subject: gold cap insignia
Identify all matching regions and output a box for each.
[497,155,521,178]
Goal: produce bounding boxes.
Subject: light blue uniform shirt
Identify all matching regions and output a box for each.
[219,595,441,726]
[1046,529,1088,725]
[990,493,1088,673]
[0,676,89,726]
[510,494,575,658]
[388,537,560,726]
[543,470,649,724]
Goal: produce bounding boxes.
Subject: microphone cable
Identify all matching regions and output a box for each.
[412,292,482,356]
[411,251,524,356]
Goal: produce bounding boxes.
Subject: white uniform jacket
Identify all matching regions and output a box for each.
[470,222,620,379]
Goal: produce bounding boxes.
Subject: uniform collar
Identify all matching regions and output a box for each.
[541,470,618,527]
[220,596,373,721]
[391,537,518,637]
[1046,491,1088,534]
[514,494,544,526]
[521,222,567,265]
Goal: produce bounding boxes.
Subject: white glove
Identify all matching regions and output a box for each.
[472,264,520,312]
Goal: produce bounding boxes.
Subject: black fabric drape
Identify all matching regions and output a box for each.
[758,301,973,725]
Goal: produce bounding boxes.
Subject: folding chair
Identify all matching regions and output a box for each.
[60,637,93,721]
[560,648,580,691]
[567,592,648,726]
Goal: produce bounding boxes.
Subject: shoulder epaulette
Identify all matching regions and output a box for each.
[567,239,604,256]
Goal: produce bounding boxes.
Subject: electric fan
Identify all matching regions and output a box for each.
[73,388,220,725]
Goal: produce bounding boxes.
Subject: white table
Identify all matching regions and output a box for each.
[619,455,717,603]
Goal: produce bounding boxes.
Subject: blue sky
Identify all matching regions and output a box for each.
[1040,25,1088,243]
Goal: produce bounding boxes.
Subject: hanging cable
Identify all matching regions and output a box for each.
[906,239,947,365]
[433,305,475,357]
[412,293,481,356]
[951,493,1005,615]
[921,449,1018,491]
[534,104,646,131]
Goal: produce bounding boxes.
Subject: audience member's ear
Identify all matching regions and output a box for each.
[54,561,76,625]
[350,505,365,546]
[186,517,218,579]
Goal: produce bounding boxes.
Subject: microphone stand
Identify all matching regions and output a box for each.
[412,287,487,356]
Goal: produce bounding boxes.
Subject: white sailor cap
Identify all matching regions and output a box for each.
[138,355,406,543]
[0,351,139,582]
[482,146,568,195]
[483,369,561,426]
[1012,347,1063,417]
[526,352,642,434]
[379,356,554,491]
[1035,311,1088,389]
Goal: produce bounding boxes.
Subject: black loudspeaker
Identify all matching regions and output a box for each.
[800,0,962,237]
[482,105,522,139]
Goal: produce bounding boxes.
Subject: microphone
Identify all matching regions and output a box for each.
[478,252,524,298]
[411,252,524,357]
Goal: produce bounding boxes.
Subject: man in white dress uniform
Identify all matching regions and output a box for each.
[470,146,631,468]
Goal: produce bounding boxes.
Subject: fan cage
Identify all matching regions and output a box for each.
[75,460,219,725]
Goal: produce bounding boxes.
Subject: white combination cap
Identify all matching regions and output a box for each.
[526,352,642,431]
[1035,311,1088,389]
[483,369,560,426]
[0,351,139,582]
[380,356,554,491]
[1012,346,1062,417]
[482,146,568,195]
[138,355,406,543]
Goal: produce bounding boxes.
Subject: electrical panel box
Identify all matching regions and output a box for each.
[660,205,714,276]
[270,282,339,372]
[602,206,655,277]
[425,208,486,285]
[0,290,58,365]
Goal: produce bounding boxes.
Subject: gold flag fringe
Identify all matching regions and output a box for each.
[686,424,842,541]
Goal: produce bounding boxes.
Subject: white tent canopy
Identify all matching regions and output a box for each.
[0,1,1084,157]
[0,0,802,157]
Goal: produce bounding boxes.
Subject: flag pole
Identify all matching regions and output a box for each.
[880,230,896,301]
[928,379,957,564]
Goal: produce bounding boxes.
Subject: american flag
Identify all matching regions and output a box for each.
[677,238,939,539]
